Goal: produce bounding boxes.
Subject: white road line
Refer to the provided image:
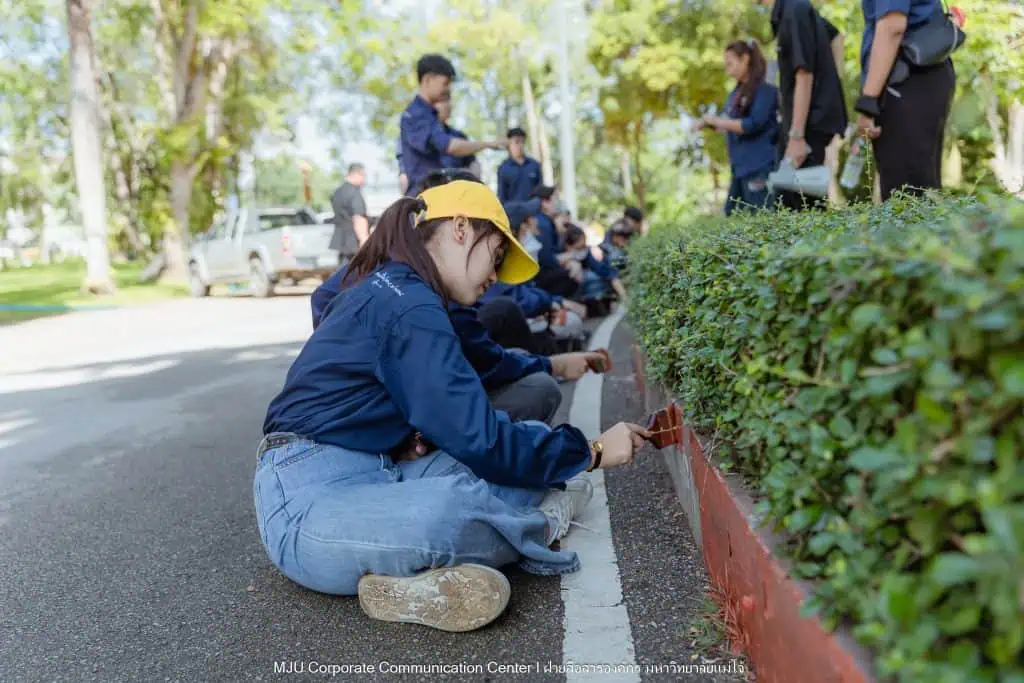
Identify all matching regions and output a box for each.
[563,305,640,682]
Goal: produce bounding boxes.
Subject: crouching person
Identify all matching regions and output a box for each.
[255,181,650,632]
[478,200,589,353]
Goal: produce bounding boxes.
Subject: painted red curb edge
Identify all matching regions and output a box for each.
[633,345,876,683]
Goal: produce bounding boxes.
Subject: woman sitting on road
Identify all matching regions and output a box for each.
[255,180,649,632]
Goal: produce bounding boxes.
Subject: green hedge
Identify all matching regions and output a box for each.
[628,194,1024,683]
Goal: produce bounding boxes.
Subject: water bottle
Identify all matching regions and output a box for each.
[840,139,866,191]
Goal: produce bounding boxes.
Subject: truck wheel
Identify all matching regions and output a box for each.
[249,257,274,298]
[188,262,210,298]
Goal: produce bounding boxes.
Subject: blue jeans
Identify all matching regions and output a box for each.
[253,432,580,596]
[724,171,772,216]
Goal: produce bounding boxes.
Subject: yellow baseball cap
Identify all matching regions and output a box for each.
[418,180,539,285]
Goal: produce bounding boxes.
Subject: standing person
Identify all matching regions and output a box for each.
[497,128,543,202]
[329,163,369,266]
[399,54,503,195]
[256,180,650,632]
[436,96,482,179]
[700,40,780,216]
[855,0,957,201]
[759,0,848,210]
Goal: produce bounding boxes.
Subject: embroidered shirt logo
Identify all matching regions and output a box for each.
[372,271,404,297]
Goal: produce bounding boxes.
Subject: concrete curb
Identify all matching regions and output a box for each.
[633,345,876,683]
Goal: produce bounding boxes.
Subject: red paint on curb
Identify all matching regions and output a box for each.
[633,346,874,683]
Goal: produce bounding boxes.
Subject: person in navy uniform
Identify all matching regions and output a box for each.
[399,54,504,195]
[699,40,780,215]
[496,127,543,202]
[257,180,650,632]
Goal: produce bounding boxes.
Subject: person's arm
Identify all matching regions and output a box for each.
[352,192,370,246]
[449,304,552,389]
[856,9,908,138]
[535,217,561,269]
[311,267,346,329]
[497,162,510,202]
[786,70,814,166]
[446,137,502,157]
[708,87,777,136]
[376,305,590,488]
[583,251,617,282]
[353,215,370,245]
[513,284,553,318]
[780,5,820,167]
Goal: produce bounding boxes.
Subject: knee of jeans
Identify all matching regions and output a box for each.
[423,475,508,550]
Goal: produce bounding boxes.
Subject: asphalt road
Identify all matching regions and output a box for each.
[0,296,747,682]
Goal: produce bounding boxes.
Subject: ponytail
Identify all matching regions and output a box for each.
[726,39,767,117]
[341,197,451,300]
[340,194,504,303]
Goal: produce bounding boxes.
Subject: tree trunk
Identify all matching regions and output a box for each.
[521,73,541,160]
[985,91,1024,196]
[630,125,647,216]
[621,148,633,199]
[538,118,555,186]
[943,139,963,188]
[66,0,115,294]
[163,159,194,282]
[825,134,847,207]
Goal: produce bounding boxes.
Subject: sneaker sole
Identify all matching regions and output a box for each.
[357,564,511,632]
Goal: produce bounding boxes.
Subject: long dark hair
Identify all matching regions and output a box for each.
[726,40,767,117]
[340,178,502,301]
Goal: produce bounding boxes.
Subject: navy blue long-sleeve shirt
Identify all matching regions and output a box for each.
[399,95,453,195]
[497,156,543,202]
[480,282,561,318]
[725,81,780,179]
[535,213,561,269]
[311,265,552,390]
[266,262,589,488]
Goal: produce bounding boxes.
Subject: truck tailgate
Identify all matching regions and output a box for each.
[281,224,335,270]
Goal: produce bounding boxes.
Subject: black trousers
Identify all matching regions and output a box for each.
[775,130,833,211]
[477,298,558,357]
[873,60,956,201]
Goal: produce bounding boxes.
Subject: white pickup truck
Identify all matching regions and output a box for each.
[187,206,337,298]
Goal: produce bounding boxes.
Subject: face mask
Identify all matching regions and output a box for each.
[570,249,588,262]
[521,234,542,259]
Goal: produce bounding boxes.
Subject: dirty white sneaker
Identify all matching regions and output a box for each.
[357,564,511,632]
[539,475,595,544]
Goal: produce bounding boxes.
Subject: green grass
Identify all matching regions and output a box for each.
[0,260,187,324]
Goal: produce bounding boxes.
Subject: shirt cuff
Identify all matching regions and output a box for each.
[540,356,553,375]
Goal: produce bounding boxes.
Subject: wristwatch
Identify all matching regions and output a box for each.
[587,440,603,471]
[855,94,882,118]
[788,129,804,140]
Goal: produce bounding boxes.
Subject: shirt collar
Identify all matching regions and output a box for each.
[411,94,438,118]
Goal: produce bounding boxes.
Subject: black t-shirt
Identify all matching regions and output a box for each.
[771,0,848,144]
[330,181,367,254]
